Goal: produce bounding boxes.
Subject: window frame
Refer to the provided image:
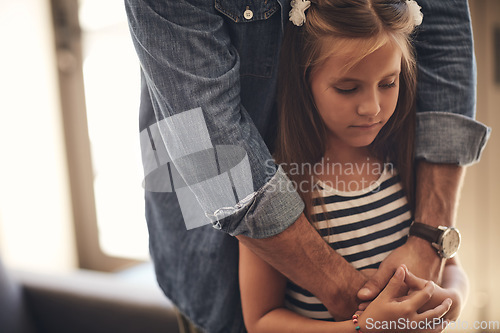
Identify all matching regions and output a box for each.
[50,0,142,271]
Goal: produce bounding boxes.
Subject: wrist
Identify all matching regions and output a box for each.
[412,215,451,229]
[322,272,366,320]
[406,235,439,258]
[351,314,367,333]
[406,235,444,281]
[409,221,461,260]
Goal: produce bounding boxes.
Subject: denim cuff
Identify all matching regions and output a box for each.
[416,112,491,166]
[215,165,305,238]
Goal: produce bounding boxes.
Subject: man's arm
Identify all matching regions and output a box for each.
[127,0,301,236]
[409,162,465,282]
[358,0,490,301]
[126,0,364,319]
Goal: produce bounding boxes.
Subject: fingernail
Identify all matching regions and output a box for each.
[394,267,403,279]
[358,288,370,297]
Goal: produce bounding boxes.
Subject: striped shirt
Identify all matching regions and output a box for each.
[284,167,412,321]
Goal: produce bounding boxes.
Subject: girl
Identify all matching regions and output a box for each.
[238,0,468,332]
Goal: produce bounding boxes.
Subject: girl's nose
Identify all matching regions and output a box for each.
[357,91,381,117]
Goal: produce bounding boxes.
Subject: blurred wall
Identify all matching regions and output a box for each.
[456,0,500,327]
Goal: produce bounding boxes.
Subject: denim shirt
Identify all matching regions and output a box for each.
[125,0,490,332]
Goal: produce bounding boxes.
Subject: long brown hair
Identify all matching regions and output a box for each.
[274,0,418,222]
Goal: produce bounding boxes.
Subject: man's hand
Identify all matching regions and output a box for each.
[357,236,443,302]
[358,161,465,301]
[358,265,452,333]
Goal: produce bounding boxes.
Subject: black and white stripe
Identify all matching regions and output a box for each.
[284,168,412,321]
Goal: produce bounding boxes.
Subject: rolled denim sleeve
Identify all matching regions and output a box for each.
[414,0,491,165]
[125,0,304,238]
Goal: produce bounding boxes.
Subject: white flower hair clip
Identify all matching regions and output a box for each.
[289,0,311,27]
[406,0,423,27]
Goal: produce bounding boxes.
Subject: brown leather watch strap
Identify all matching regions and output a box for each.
[409,221,441,244]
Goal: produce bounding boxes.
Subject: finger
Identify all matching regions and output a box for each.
[417,298,452,321]
[358,301,370,311]
[376,265,407,300]
[404,266,428,290]
[405,280,435,309]
[358,265,398,301]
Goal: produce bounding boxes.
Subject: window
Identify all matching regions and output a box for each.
[79,0,148,261]
[50,0,148,270]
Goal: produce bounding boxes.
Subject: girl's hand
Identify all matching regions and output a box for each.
[358,265,451,333]
[404,268,462,321]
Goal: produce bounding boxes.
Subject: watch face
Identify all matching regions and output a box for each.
[441,228,461,258]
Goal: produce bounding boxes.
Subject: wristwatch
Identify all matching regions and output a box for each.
[408,221,461,259]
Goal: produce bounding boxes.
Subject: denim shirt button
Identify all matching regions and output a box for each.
[243,8,253,20]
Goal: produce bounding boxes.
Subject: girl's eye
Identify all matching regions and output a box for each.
[334,87,357,94]
[380,81,396,89]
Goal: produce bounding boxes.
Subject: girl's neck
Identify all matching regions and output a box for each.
[317,140,384,192]
[323,141,377,166]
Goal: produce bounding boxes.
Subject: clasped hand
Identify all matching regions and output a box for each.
[355,264,453,333]
[356,237,462,321]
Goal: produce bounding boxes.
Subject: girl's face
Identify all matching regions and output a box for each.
[310,41,402,153]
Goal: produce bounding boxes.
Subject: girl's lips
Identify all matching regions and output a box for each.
[351,122,381,129]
